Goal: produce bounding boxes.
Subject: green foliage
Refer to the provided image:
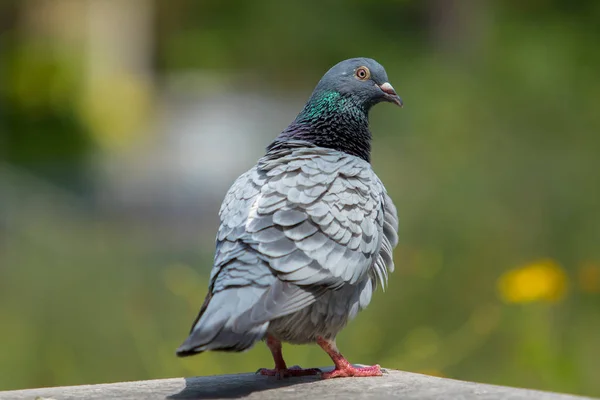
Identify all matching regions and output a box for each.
[0,38,92,191]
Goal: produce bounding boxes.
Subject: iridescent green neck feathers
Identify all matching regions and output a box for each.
[270,90,372,162]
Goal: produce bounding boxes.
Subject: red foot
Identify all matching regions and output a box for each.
[257,365,322,380]
[321,364,382,379]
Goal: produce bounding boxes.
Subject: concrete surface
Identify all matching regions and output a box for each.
[0,367,596,400]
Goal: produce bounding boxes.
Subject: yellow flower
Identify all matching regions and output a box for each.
[498,259,568,304]
[578,262,600,294]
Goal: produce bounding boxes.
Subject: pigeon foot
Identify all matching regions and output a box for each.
[321,364,383,379]
[316,336,383,379]
[260,335,321,379]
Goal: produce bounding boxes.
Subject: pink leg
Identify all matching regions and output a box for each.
[316,336,383,379]
[257,335,321,380]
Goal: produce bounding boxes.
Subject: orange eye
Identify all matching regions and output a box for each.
[355,66,371,80]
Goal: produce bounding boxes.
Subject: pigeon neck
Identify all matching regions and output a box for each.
[271,90,372,163]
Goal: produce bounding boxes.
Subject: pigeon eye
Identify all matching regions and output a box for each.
[355,66,370,81]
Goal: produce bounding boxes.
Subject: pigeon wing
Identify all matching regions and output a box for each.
[203,146,398,328]
[242,147,398,321]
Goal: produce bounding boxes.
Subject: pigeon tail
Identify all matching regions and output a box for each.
[176,285,270,357]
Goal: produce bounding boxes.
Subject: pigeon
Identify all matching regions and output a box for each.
[176,57,401,379]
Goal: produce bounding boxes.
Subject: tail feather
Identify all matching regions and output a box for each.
[176,286,270,357]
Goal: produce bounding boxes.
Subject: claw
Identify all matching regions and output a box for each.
[321,364,382,379]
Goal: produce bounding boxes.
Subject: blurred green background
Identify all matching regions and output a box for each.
[1,0,599,396]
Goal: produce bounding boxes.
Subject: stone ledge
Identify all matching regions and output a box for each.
[0,367,596,400]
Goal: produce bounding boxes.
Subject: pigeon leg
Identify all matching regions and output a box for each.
[316,336,383,379]
[256,335,321,379]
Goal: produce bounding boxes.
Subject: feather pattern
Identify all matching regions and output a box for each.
[177,142,398,355]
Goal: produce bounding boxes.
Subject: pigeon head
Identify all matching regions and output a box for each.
[314,58,403,109]
[271,58,402,163]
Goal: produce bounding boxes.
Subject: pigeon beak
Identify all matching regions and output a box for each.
[378,82,403,108]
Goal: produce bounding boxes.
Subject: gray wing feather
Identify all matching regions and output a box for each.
[272,209,307,226]
[284,220,319,241]
[248,148,397,291]
[234,280,328,329]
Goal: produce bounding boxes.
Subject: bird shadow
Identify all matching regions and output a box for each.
[167,368,329,400]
